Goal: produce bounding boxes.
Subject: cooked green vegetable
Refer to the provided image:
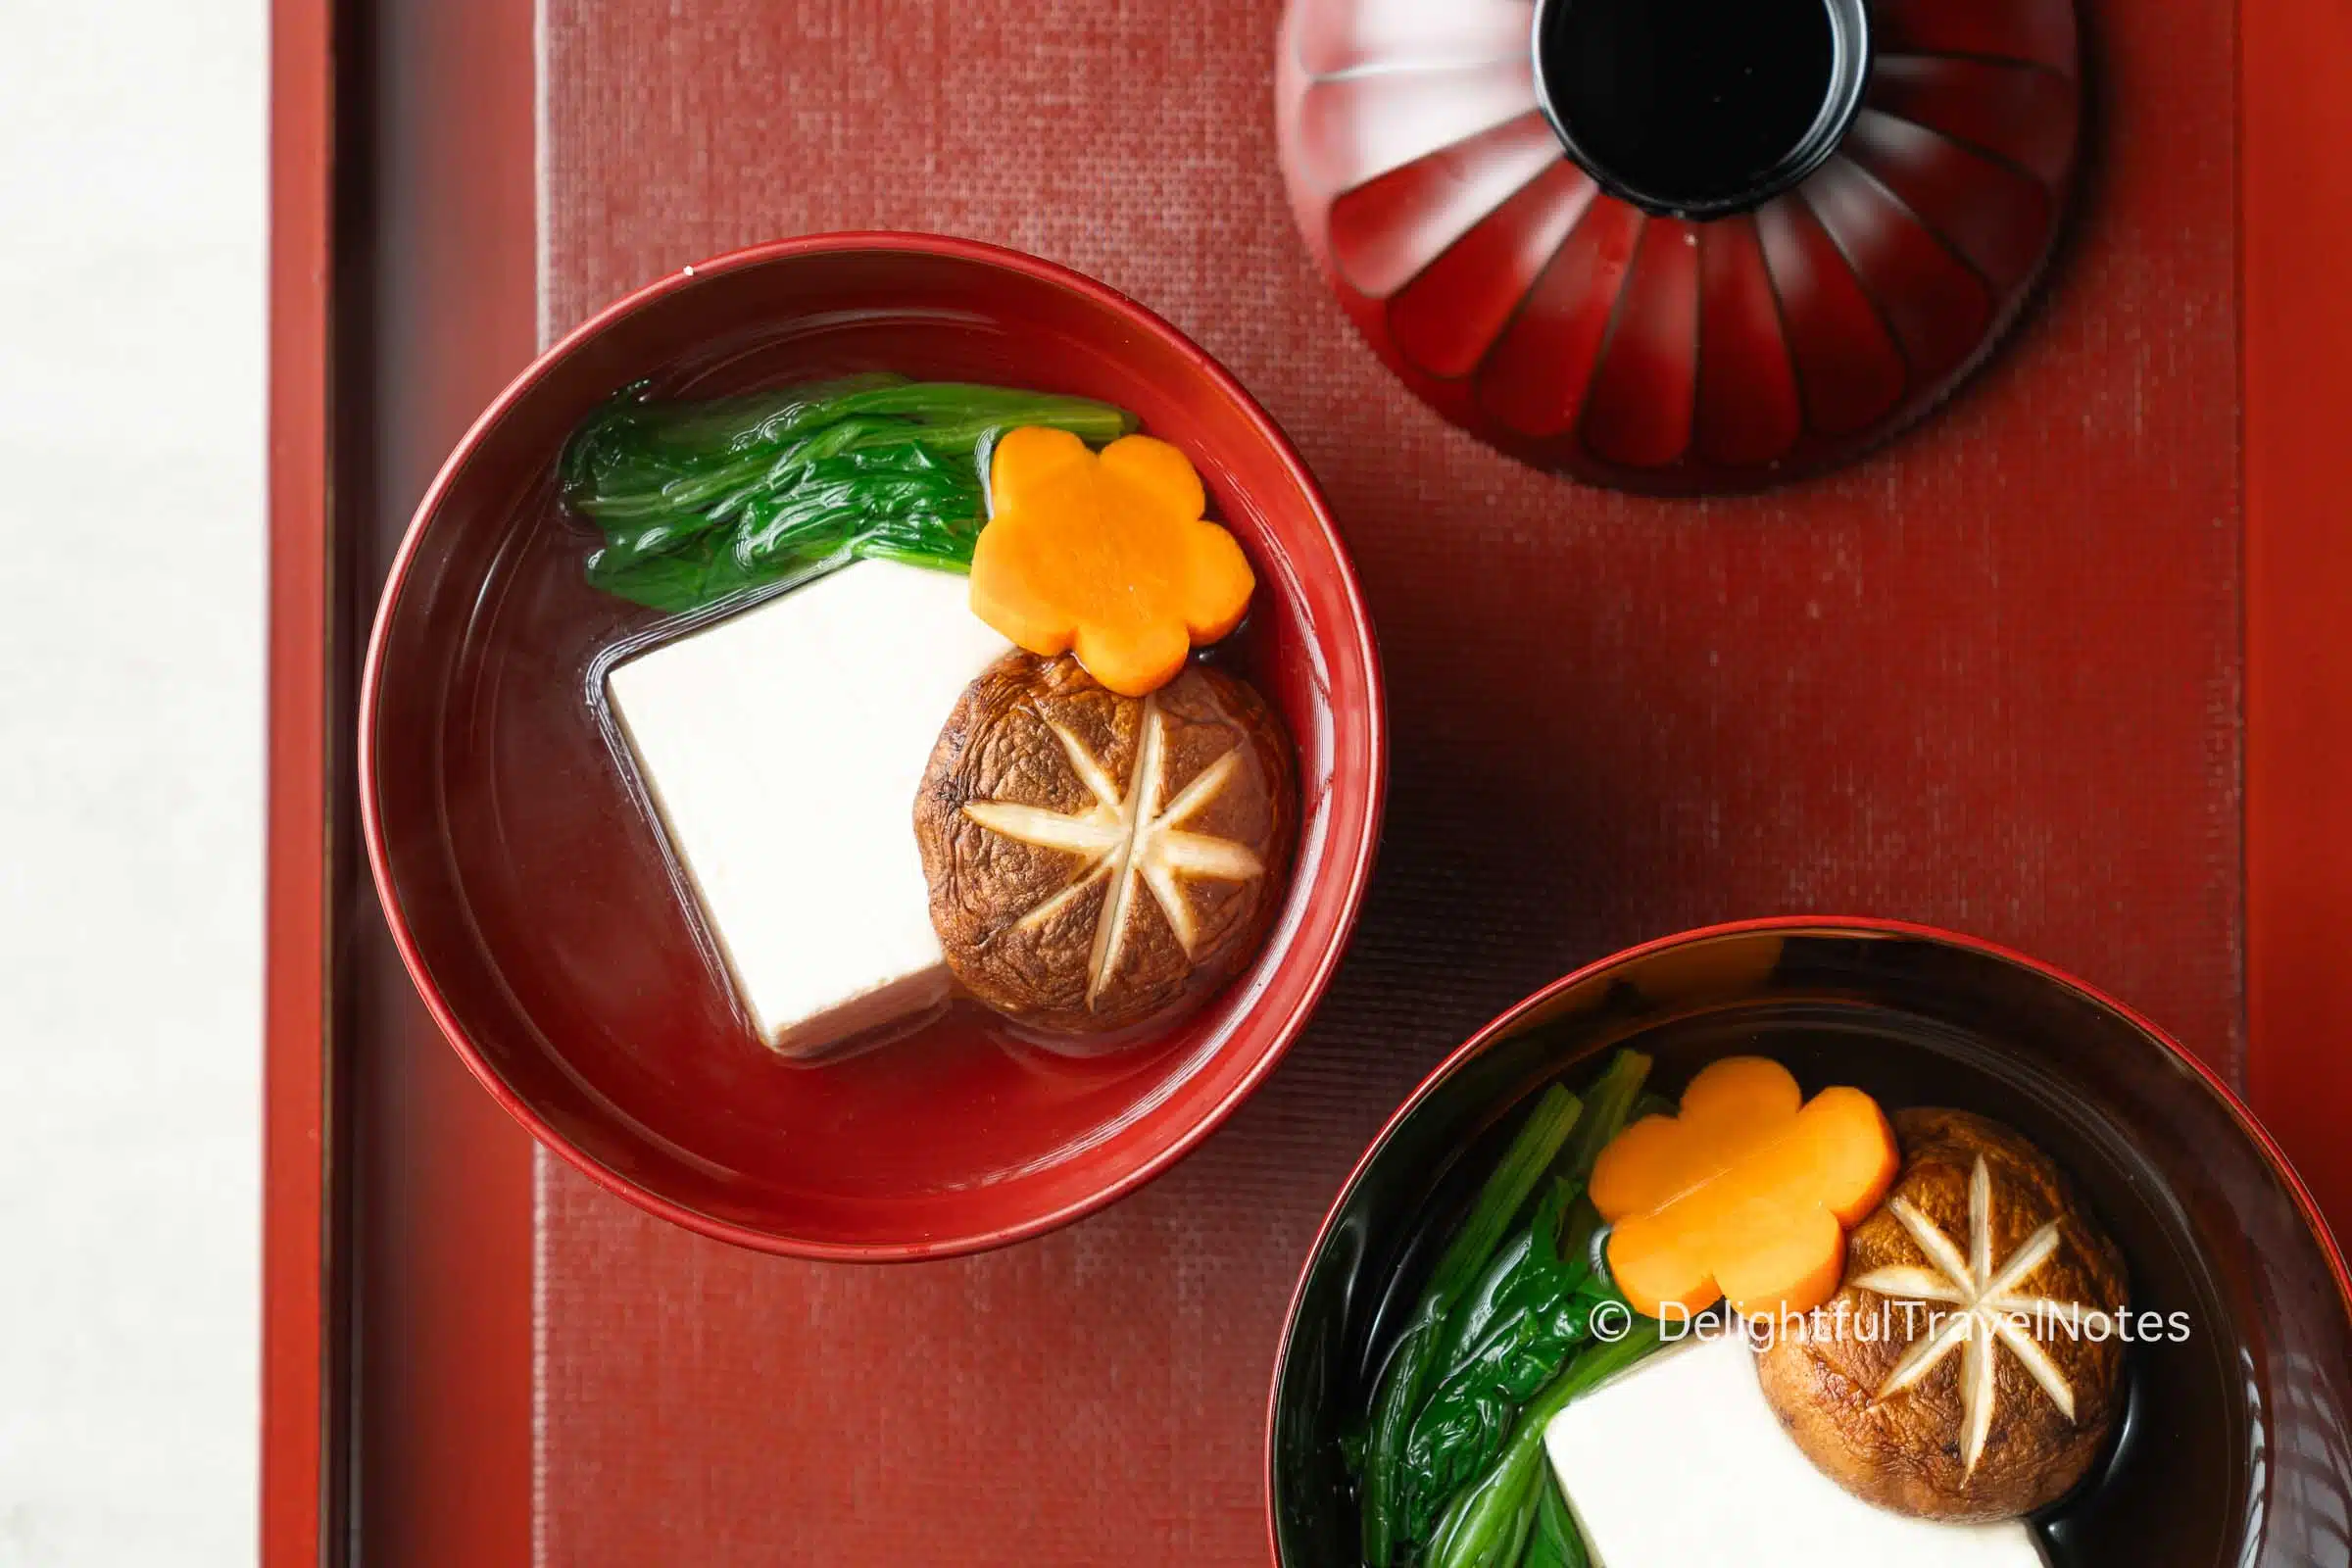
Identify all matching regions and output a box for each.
[1353,1051,1658,1568]
[1435,1181,1567,1382]
[1400,1202,1613,1540]
[1557,1050,1653,1183]
[560,373,1138,612]
[1396,1052,1651,1545]
[1440,1054,1647,1377]
[1520,1470,1586,1568]
[1358,1085,1584,1568]
[1424,1320,1666,1568]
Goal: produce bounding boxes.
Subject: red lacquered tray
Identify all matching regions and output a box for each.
[266,0,2352,1561]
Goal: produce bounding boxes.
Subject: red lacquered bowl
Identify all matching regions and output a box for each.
[362,234,1387,1259]
[1277,0,2082,491]
[1270,919,2352,1565]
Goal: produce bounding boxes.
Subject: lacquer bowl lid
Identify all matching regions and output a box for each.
[1276,0,2081,492]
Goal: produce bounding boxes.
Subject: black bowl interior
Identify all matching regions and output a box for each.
[1270,927,2352,1567]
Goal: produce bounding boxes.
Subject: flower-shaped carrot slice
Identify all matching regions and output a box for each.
[1591,1056,1899,1320]
[968,426,1254,697]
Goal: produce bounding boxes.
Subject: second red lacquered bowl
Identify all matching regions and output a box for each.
[1277,0,2082,491]
[1269,919,2352,1565]
[362,234,1386,1259]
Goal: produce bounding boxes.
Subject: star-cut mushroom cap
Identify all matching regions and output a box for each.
[914,652,1294,1035]
[1752,1108,2131,1523]
[1854,1153,2122,1479]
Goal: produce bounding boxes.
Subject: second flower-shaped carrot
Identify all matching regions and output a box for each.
[968,426,1254,697]
[1592,1056,1900,1320]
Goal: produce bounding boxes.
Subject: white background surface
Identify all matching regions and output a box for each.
[0,3,266,1563]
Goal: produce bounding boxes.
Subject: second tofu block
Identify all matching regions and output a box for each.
[1544,1333,2047,1568]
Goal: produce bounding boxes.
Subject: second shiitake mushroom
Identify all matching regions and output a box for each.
[1754,1108,2130,1522]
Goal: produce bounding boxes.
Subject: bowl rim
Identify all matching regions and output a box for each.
[357,230,1390,1262]
[1262,913,2352,1562]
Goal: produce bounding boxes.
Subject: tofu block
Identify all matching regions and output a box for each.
[606,562,1010,1054]
[1544,1333,2048,1567]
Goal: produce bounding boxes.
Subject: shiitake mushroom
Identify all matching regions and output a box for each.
[913,652,1294,1037]
[1753,1108,2130,1522]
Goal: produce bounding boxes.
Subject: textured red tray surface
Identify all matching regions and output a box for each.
[527,0,2235,1560]
[268,0,2327,1560]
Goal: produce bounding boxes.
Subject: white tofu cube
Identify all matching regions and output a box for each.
[1544,1332,2048,1567]
[606,562,1009,1055]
